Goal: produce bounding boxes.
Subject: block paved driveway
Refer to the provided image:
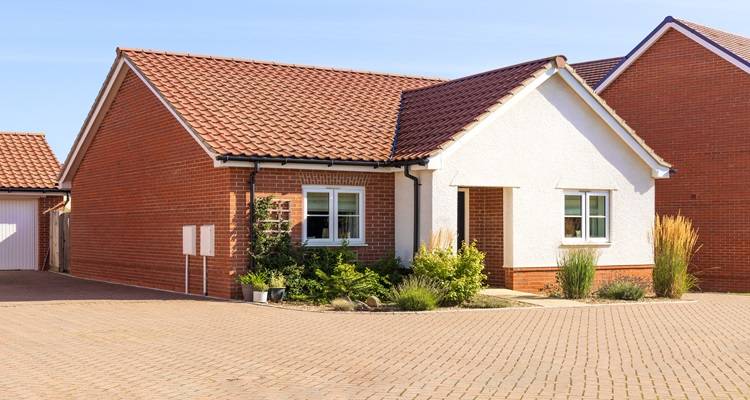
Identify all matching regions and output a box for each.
[2,272,750,399]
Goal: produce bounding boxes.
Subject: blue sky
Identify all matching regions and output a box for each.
[1,0,748,159]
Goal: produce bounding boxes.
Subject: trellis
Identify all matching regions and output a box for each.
[258,199,291,235]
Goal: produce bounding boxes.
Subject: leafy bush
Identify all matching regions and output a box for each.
[390,276,443,311]
[653,214,699,299]
[597,277,647,300]
[411,242,486,305]
[556,248,597,299]
[330,298,354,311]
[315,263,384,301]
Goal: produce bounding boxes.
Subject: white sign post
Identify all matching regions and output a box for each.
[200,225,215,296]
[182,226,197,293]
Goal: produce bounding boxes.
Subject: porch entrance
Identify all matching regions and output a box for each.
[456,187,504,286]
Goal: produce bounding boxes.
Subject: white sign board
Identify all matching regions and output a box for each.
[200,225,215,257]
[182,225,196,256]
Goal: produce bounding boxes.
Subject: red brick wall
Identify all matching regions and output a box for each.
[71,70,240,298]
[229,168,396,264]
[601,28,750,292]
[505,265,653,294]
[467,187,503,286]
[38,195,64,270]
[70,69,395,298]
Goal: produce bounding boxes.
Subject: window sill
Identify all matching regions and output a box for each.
[304,242,368,248]
[560,241,612,247]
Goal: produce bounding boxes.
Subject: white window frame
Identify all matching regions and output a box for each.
[302,185,365,246]
[563,190,609,244]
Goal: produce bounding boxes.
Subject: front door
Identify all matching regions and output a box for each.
[457,190,466,246]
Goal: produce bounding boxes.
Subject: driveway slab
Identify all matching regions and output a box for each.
[1,272,749,399]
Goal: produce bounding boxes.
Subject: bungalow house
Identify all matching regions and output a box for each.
[573,17,750,292]
[58,49,670,298]
[0,132,65,270]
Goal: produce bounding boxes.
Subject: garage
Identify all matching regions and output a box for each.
[0,198,38,270]
[0,131,66,271]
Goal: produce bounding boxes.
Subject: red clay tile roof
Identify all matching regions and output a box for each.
[571,57,623,88]
[120,49,443,161]
[393,57,558,160]
[676,18,750,63]
[0,132,60,189]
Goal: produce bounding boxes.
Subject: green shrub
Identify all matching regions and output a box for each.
[370,254,409,288]
[269,272,286,288]
[556,248,597,299]
[330,297,354,311]
[411,242,486,305]
[653,214,699,299]
[390,276,443,311]
[245,272,268,291]
[315,263,384,301]
[236,272,253,286]
[597,277,647,300]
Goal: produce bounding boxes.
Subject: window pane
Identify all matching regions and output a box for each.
[306,216,330,239]
[590,217,606,238]
[589,195,606,216]
[338,192,359,215]
[565,195,582,216]
[307,192,329,215]
[338,216,360,239]
[565,217,582,238]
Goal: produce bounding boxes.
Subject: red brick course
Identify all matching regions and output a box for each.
[467,187,504,286]
[601,29,750,292]
[505,265,653,294]
[70,69,394,299]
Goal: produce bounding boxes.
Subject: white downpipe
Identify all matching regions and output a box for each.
[202,256,207,296]
[184,255,189,294]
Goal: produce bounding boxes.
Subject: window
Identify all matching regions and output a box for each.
[303,186,364,245]
[564,191,609,242]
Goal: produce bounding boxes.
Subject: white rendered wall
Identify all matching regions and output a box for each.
[417,74,656,267]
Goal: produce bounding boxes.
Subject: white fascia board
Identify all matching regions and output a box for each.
[59,58,126,188]
[59,57,220,188]
[0,192,47,198]
[597,22,750,93]
[558,69,671,179]
[214,159,400,173]
[426,67,557,170]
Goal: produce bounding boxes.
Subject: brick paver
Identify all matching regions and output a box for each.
[1,272,749,399]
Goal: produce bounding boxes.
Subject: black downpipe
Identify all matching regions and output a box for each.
[403,165,420,255]
[248,161,260,271]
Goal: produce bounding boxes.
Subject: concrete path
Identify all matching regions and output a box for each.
[482,287,587,307]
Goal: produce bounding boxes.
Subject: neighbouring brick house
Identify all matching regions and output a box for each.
[0,132,66,270]
[59,49,670,298]
[573,17,750,292]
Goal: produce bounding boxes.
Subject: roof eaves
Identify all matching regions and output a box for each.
[562,64,671,169]
[596,16,750,91]
[669,17,750,69]
[59,54,124,183]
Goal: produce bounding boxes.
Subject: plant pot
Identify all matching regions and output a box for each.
[241,284,253,301]
[268,287,286,303]
[252,289,268,303]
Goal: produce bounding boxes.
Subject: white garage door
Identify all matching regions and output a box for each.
[0,198,37,270]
